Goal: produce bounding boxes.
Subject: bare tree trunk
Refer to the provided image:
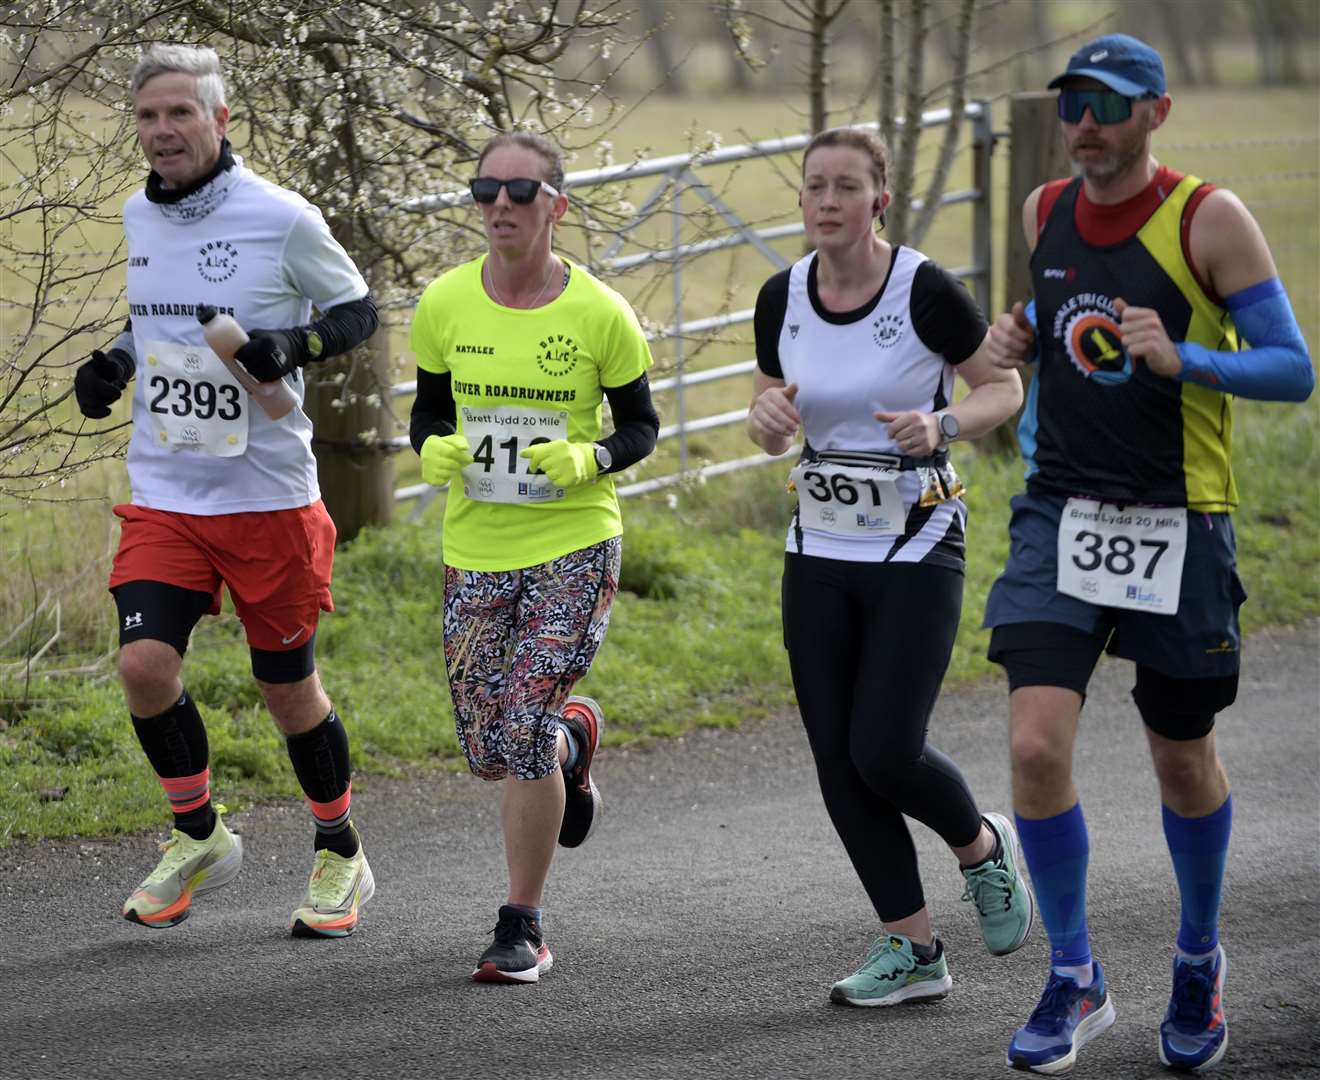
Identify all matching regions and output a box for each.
[640,0,684,96]
[908,0,974,247]
[808,0,832,133]
[1250,0,1282,84]
[1029,0,1053,85]
[1156,0,1199,85]
[305,276,394,544]
[878,0,897,153]
[1194,0,1222,86]
[1271,0,1303,83]
[888,0,926,245]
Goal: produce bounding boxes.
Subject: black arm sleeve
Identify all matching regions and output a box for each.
[307,295,379,361]
[598,372,660,474]
[409,367,457,453]
[753,270,791,378]
[910,261,988,364]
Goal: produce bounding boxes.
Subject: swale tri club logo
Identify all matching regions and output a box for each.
[536,333,579,377]
[873,313,905,348]
[1054,292,1132,385]
[198,239,239,283]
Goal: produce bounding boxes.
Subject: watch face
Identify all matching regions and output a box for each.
[306,330,324,358]
[940,412,959,439]
[595,444,613,470]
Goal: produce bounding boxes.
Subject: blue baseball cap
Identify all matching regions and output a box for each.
[1048,33,1166,98]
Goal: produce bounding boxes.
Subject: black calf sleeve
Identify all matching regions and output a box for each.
[131,689,208,778]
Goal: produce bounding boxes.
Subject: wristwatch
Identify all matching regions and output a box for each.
[936,411,960,444]
[305,329,324,360]
[594,443,613,473]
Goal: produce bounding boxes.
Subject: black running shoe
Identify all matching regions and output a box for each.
[472,905,554,983]
[558,696,603,848]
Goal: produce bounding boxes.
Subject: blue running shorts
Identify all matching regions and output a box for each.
[984,490,1247,679]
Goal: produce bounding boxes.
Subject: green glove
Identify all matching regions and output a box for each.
[519,439,599,489]
[420,433,474,487]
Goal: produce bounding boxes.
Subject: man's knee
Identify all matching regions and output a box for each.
[118,638,182,700]
[1009,687,1081,787]
[1149,738,1221,796]
[257,671,329,734]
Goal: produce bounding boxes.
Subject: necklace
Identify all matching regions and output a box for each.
[485,256,561,309]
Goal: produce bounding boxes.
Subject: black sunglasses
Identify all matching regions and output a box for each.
[469,177,560,205]
[1057,88,1151,125]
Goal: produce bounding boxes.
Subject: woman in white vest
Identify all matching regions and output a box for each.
[746,127,1030,1007]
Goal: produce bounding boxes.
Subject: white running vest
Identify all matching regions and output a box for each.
[776,247,965,564]
[122,165,367,514]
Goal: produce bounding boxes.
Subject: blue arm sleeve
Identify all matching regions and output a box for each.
[1176,279,1315,401]
[1016,300,1041,474]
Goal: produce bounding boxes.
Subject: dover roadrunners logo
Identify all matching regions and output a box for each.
[873,313,905,348]
[536,333,579,377]
[198,239,239,283]
[1054,293,1132,385]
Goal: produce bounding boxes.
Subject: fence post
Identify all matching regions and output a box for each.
[1004,92,1071,312]
[984,92,1072,454]
[671,180,687,473]
[971,99,993,318]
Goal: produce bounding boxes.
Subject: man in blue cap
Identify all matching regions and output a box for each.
[982,32,1313,1074]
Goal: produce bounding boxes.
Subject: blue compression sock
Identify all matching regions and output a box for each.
[1017,803,1092,968]
[1162,795,1232,955]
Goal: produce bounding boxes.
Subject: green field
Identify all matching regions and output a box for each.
[1,84,1317,843]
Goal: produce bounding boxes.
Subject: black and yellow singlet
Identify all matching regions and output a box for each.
[1025,171,1241,511]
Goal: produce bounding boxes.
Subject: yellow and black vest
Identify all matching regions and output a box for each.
[1026,174,1240,511]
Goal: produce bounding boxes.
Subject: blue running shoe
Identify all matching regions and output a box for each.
[1160,946,1228,1072]
[1007,961,1116,1074]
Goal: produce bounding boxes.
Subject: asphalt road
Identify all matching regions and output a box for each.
[2,622,1317,1080]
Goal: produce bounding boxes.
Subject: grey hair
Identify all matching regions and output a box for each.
[131,44,227,116]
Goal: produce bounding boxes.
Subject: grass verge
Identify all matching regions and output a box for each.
[2,395,1316,844]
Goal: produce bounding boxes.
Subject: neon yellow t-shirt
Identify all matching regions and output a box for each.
[410,255,653,571]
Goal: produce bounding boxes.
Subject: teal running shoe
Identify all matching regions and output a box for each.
[961,811,1034,956]
[829,934,952,1007]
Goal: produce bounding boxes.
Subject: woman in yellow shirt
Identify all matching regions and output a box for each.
[409,131,659,984]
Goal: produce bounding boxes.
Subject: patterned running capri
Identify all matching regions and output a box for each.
[442,536,621,781]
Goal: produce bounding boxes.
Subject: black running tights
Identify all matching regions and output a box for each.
[781,553,983,923]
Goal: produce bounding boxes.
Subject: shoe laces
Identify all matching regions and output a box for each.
[1026,972,1082,1035]
[307,849,358,903]
[856,936,918,978]
[142,831,200,882]
[490,911,539,949]
[961,861,1015,915]
[141,802,232,881]
[1169,957,1215,1028]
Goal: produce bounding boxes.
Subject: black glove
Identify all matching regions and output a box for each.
[234,328,309,383]
[74,348,134,419]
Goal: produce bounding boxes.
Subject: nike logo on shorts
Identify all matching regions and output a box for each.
[280,628,305,645]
